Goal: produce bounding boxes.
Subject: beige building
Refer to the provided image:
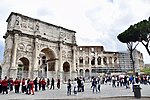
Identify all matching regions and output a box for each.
[2,12,77,81]
[76,46,120,78]
[76,47,144,78]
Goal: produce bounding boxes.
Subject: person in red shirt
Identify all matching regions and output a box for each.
[28,80,34,95]
[2,76,8,94]
[14,78,20,93]
[41,78,46,91]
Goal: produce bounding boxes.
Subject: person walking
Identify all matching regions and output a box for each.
[50,78,54,90]
[67,79,71,96]
[47,78,50,89]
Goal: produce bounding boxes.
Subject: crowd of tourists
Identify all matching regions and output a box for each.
[0,76,60,95]
[0,74,150,96]
[99,74,150,90]
[66,76,102,96]
[67,77,85,96]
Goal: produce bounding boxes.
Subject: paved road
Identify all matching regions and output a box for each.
[0,83,150,99]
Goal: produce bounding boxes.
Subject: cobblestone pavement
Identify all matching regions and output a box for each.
[0,83,150,100]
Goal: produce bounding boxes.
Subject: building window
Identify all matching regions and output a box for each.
[79,57,83,64]
[42,56,46,64]
[114,57,117,64]
[91,57,95,65]
[109,57,112,64]
[103,57,107,65]
[97,56,101,65]
[85,56,89,65]
[79,47,82,51]
[91,48,94,52]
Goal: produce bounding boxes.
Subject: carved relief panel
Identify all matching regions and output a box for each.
[62,50,66,59]
[13,15,39,33]
[67,51,72,59]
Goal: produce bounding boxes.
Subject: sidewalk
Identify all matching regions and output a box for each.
[0,83,149,99]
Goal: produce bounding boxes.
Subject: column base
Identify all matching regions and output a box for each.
[59,71,63,83]
[10,68,17,79]
[71,71,77,80]
[48,71,56,80]
[33,70,38,79]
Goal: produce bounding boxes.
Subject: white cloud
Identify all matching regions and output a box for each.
[0,0,150,63]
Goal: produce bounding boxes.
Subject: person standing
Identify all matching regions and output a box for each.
[22,78,26,93]
[26,78,30,94]
[50,78,54,90]
[92,78,97,93]
[97,77,101,92]
[73,78,78,95]
[112,76,116,87]
[77,77,81,92]
[38,78,42,91]
[14,78,19,93]
[28,80,34,95]
[57,79,60,89]
[34,77,38,92]
[2,76,8,94]
[41,78,46,91]
[67,79,71,96]
[9,78,14,92]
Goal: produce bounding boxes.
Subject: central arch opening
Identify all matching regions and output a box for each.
[17,57,29,79]
[38,48,56,78]
[63,62,70,82]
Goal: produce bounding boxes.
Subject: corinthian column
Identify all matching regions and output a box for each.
[59,42,63,82]
[10,33,19,78]
[33,37,39,79]
[71,46,77,80]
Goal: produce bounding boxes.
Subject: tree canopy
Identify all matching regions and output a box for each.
[118,18,150,55]
[117,17,150,75]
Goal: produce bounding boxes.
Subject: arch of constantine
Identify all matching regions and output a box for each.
[2,12,77,81]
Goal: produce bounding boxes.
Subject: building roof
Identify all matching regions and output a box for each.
[6,12,76,33]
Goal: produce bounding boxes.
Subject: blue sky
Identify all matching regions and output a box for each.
[0,0,150,64]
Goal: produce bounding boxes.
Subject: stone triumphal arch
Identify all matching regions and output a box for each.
[2,12,77,81]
